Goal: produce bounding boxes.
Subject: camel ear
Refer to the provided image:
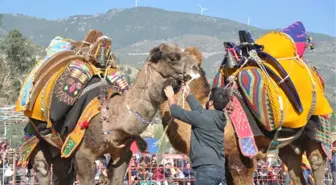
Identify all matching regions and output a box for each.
[149,46,162,63]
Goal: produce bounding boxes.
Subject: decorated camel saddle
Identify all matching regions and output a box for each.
[214,21,333,157]
[16,30,129,167]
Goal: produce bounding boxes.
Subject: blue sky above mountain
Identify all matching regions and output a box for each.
[0,0,335,36]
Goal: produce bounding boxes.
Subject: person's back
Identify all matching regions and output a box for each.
[189,109,225,167]
[164,86,230,185]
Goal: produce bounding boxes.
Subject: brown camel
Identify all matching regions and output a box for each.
[28,43,203,185]
[159,49,331,185]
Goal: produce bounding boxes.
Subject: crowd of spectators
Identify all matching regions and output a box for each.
[253,158,286,185]
[127,153,196,185]
[0,149,333,185]
[121,153,333,185]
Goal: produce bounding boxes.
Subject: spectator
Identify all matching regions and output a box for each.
[301,153,315,185]
[267,168,277,185]
[259,164,268,184]
[331,141,336,185]
[138,165,148,180]
[130,156,138,168]
[164,163,172,180]
[302,163,315,185]
[131,164,139,181]
[183,163,195,179]
[282,165,291,185]
[152,164,165,181]
[174,167,185,179]
[162,157,174,167]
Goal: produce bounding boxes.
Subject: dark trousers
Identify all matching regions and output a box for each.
[194,164,225,185]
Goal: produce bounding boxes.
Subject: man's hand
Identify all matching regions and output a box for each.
[184,85,191,96]
[164,85,176,105]
[164,85,175,98]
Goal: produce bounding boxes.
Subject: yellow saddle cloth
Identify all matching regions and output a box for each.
[18,58,118,127]
[245,31,333,129]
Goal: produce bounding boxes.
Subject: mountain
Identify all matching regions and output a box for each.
[0,7,335,111]
[0,7,263,48]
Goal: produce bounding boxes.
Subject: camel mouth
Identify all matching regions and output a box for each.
[184,68,201,81]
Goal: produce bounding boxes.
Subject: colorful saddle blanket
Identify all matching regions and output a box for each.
[218,22,333,131]
[18,88,119,166]
[18,68,127,166]
[16,29,110,113]
[16,31,128,127]
[238,31,332,131]
[21,60,127,128]
[213,71,258,158]
[16,37,73,112]
[30,60,92,125]
[281,21,308,58]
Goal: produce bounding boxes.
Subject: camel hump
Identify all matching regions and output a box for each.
[256,21,309,59]
[236,62,332,131]
[222,30,332,130]
[256,31,297,59]
[16,30,116,113]
[16,36,76,112]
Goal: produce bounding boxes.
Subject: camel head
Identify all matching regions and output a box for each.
[183,47,203,66]
[147,43,202,94]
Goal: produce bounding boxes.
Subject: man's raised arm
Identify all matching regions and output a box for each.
[186,94,203,111]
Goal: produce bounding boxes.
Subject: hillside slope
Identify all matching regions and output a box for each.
[0,7,335,111]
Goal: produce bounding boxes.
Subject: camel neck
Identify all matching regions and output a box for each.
[117,63,165,135]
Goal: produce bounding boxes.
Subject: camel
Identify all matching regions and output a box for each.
[159,49,253,185]
[159,43,332,185]
[28,43,203,185]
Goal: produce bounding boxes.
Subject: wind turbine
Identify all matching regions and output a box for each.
[198,4,208,15]
[247,16,251,25]
[135,0,139,7]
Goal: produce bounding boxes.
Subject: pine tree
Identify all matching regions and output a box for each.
[4,29,35,74]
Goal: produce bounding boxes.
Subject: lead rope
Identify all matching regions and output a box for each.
[153,77,196,165]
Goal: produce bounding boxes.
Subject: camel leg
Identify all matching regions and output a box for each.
[52,156,76,185]
[224,121,256,185]
[107,149,132,185]
[74,148,97,185]
[279,145,306,185]
[226,148,256,185]
[305,137,327,185]
[30,146,52,185]
[224,156,234,185]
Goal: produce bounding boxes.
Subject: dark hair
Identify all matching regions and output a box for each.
[209,87,231,111]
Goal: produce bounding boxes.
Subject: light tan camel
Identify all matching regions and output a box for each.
[29,43,203,185]
[159,50,330,185]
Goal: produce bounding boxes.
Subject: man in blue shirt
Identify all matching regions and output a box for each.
[164,85,230,185]
[331,141,336,185]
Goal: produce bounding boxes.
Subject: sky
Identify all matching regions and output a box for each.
[0,0,335,36]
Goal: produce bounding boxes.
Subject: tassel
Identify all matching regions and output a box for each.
[80,121,89,129]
